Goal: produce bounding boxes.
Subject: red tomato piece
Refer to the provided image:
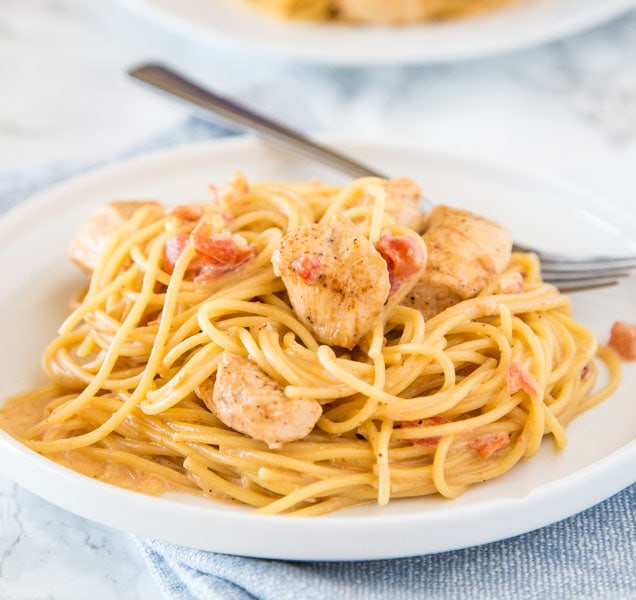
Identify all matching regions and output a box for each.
[506,361,540,398]
[608,321,636,360]
[291,253,325,284]
[402,416,449,448]
[375,232,425,292]
[469,432,511,459]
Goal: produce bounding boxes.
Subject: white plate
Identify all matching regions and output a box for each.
[0,138,635,560]
[119,0,636,65]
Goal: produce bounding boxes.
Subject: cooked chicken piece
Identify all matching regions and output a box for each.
[494,271,525,295]
[384,178,425,233]
[272,215,391,349]
[67,201,163,273]
[403,278,463,321]
[336,0,431,23]
[198,352,322,449]
[403,205,512,319]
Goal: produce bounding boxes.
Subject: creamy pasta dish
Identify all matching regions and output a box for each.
[0,174,620,516]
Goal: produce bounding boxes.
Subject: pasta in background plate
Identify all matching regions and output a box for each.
[247,0,523,23]
[0,174,620,516]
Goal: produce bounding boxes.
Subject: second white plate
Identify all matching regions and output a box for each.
[120,0,636,64]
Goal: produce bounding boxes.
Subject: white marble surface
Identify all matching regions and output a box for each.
[1,0,636,598]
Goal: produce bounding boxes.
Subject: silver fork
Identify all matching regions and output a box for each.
[128,63,636,291]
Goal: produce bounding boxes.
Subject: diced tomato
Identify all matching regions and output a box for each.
[402,416,449,448]
[375,231,426,293]
[163,228,254,281]
[291,253,325,284]
[163,234,201,275]
[168,204,205,222]
[469,432,510,459]
[192,226,253,265]
[608,321,636,360]
[506,361,540,398]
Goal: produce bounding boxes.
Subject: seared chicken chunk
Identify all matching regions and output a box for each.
[198,352,322,449]
[384,178,425,233]
[272,215,391,349]
[67,201,162,273]
[403,205,512,319]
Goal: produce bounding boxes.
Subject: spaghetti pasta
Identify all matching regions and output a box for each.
[0,174,620,516]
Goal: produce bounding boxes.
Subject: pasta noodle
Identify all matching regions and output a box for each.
[247,0,523,23]
[0,174,620,516]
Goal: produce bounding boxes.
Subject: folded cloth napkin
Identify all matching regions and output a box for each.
[136,484,636,600]
[2,120,635,600]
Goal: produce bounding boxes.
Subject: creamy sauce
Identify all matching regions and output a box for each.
[0,387,55,436]
[0,387,196,497]
[54,451,185,496]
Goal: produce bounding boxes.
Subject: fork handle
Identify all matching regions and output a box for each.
[128,63,387,180]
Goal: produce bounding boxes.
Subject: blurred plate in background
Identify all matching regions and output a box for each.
[119,0,636,65]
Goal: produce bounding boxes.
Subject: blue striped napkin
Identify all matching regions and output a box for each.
[136,484,635,600]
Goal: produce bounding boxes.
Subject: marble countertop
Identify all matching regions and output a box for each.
[1,1,635,598]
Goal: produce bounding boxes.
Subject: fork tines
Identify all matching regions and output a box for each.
[539,255,636,272]
[511,244,636,290]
